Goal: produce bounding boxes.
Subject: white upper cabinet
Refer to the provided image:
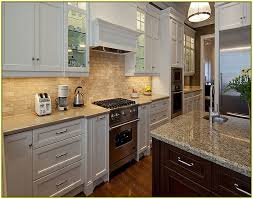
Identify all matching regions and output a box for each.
[218,2,251,31]
[170,18,184,68]
[3,2,64,77]
[64,3,89,77]
[184,25,196,76]
[36,3,64,72]
[3,3,35,72]
[125,3,161,76]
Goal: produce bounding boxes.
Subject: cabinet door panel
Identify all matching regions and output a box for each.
[3,3,35,71]
[152,38,160,73]
[177,23,183,66]
[36,3,64,71]
[4,131,33,196]
[219,3,244,31]
[243,3,251,27]
[92,115,109,180]
[152,17,159,39]
[145,36,152,73]
[138,106,148,153]
[145,14,152,38]
[159,166,213,197]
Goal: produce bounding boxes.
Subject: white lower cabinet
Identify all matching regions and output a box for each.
[183,91,201,114]
[85,114,109,196]
[4,131,33,196]
[150,98,170,130]
[33,161,84,196]
[137,104,150,160]
[3,118,85,197]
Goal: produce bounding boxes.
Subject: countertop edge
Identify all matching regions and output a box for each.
[151,133,251,177]
[3,110,110,136]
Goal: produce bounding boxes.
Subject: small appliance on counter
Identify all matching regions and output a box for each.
[35,93,52,116]
[73,86,84,107]
[56,85,69,111]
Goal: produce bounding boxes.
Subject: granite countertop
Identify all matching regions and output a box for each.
[151,111,251,177]
[3,104,109,136]
[184,86,202,94]
[3,94,169,136]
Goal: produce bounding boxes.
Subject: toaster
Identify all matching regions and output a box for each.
[35,93,52,116]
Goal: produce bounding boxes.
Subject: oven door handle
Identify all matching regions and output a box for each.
[172,91,183,94]
[110,118,139,130]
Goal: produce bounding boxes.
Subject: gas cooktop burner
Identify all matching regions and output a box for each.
[93,98,136,109]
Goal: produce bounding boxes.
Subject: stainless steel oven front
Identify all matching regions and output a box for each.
[109,118,138,173]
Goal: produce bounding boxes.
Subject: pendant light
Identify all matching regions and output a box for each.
[188,2,211,23]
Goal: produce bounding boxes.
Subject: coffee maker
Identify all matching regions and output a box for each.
[57,85,69,111]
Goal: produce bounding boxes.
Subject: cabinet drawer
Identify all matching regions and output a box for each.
[184,93,193,98]
[33,135,83,179]
[151,99,169,114]
[192,91,201,96]
[33,160,84,196]
[151,110,168,124]
[213,164,251,196]
[33,119,82,148]
[161,143,212,188]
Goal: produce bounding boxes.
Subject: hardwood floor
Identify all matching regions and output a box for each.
[76,155,152,197]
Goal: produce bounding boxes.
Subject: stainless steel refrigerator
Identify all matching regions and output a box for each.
[219,27,251,116]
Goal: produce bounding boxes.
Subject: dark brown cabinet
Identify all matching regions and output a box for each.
[152,138,251,197]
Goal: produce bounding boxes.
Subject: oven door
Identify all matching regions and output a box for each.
[109,119,138,173]
[171,91,183,118]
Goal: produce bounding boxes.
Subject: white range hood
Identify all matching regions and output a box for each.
[91,18,141,54]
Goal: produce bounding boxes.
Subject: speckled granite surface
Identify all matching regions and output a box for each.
[151,111,251,177]
[3,105,109,136]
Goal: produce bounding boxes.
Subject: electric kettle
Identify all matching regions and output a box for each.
[73,86,84,107]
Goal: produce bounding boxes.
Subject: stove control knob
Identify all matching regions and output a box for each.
[121,111,125,115]
[129,110,132,113]
[115,113,120,117]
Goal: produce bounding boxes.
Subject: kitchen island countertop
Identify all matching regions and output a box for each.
[151,111,251,177]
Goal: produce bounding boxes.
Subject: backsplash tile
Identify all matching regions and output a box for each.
[3,51,151,117]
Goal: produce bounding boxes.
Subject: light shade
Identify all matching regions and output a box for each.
[188,2,211,23]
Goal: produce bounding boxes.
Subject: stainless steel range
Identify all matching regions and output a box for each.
[93,98,138,173]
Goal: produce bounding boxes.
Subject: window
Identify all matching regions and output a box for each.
[184,34,195,74]
[136,10,145,70]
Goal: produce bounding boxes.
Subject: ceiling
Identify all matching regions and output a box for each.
[150,2,215,29]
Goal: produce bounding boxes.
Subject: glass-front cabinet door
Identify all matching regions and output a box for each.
[64,2,89,76]
[135,9,145,73]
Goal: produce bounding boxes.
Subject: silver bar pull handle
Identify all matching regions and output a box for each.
[56,152,68,158]
[56,179,67,186]
[177,157,194,167]
[234,183,251,196]
[110,118,139,130]
[98,115,106,120]
[56,128,67,135]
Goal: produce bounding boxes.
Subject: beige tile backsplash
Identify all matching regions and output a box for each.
[2,51,151,117]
